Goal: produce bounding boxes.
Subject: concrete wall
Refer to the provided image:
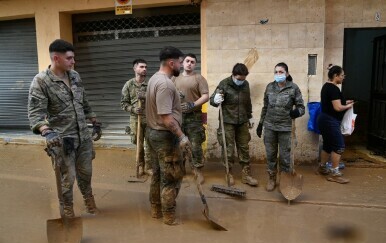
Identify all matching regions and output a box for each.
[1,0,386,163]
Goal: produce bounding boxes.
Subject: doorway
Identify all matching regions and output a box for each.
[343,28,386,155]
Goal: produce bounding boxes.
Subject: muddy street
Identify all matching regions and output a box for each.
[1,143,386,243]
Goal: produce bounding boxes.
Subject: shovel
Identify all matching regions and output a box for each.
[280,119,304,205]
[46,147,83,243]
[185,150,227,231]
[128,99,147,183]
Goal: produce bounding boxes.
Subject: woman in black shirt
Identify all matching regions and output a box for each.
[317,65,354,184]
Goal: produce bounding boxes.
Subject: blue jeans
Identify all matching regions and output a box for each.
[318,113,345,154]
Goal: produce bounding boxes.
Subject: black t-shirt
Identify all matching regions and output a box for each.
[321,82,346,121]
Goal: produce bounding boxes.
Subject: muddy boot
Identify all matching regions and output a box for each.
[84,195,100,215]
[145,168,153,176]
[265,173,276,192]
[150,203,162,219]
[194,167,205,185]
[316,163,330,175]
[241,165,258,186]
[225,168,235,186]
[163,211,179,225]
[326,169,349,184]
[60,204,75,218]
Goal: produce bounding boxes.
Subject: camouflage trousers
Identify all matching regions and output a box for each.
[182,112,206,168]
[217,122,251,168]
[146,128,184,214]
[50,137,95,207]
[130,116,151,170]
[263,128,291,174]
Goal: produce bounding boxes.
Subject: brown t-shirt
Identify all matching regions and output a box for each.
[174,72,209,111]
[146,72,182,130]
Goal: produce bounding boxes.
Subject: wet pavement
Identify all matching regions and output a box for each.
[1,143,386,243]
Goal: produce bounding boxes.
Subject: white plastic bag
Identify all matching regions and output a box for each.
[340,107,357,136]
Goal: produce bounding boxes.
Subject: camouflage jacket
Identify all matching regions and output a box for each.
[258,80,305,131]
[28,68,96,140]
[210,76,252,125]
[120,78,147,121]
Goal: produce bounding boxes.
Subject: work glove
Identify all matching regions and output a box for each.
[178,134,192,154]
[92,122,102,141]
[290,108,301,119]
[178,90,185,100]
[136,90,146,100]
[256,123,263,138]
[181,102,195,113]
[131,106,144,115]
[214,93,224,105]
[42,129,62,148]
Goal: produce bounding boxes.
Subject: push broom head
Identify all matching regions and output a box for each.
[211,184,246,198]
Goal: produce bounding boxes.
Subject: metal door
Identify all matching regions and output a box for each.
[368,35,386,155]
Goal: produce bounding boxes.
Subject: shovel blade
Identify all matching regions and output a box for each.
[47,217,83,243]
[280,171,303,202]
[202,209,227,231]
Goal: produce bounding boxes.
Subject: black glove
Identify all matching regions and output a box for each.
[256,123,263,138]
[181,102,195,113]
[290,108,301,119]
[42,129,62,148]
[92,122,102,141]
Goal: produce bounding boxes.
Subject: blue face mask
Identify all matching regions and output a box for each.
[233,77,245,86]
[274,74,286,83]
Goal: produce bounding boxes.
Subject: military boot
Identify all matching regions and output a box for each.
[150,203,162,219]
[84,195,100,215]
[225,168,235,186]
[194,167,205,185]
[163,211,179,225]
[138,165,144,176]
[265,173,276,192]
[241,165,258,186]
[60,204,75,218]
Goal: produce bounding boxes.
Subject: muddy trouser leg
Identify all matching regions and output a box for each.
[130,116,145,167]
[183,114,205,169]
[278,131,291,173]
[264,128,279,175]
[57,142,77,207]
[147,128,183,214]
[141,122,152,170]
[223,123,236,169]
[75,138,94,199]
[235,122,251,167]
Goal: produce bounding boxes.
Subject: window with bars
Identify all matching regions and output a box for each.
[73,13,200,42]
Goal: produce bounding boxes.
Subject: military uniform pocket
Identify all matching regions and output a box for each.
[164,154,184,181]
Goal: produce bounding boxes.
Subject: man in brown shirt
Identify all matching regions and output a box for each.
[145,46,192,225]
[173,53,209,184]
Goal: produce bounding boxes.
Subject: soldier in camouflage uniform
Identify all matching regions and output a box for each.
[209,63,258,187]
[146,46,192,225]
[256,62,305,192]
[28,39,101,218]
[173,53,208,184]
[121,59,152,176]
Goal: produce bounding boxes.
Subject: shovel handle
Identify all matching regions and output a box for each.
[219,103,231,187]
[136,100,143,178]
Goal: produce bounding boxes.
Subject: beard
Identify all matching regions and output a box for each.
[172,68,180,77]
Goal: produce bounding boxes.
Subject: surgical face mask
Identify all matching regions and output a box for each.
[233,77,245,86]
[274,74,286,83]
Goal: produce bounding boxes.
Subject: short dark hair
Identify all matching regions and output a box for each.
[327,64,343,80]
[49,39,74,53]
[184,53,197,62]
[133,59,147,67]
[159,46,184,62]
[275,62,293,81]
[232,63,249,76]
